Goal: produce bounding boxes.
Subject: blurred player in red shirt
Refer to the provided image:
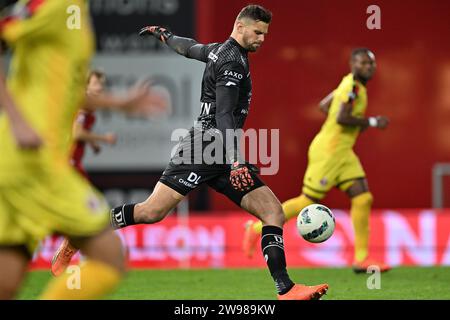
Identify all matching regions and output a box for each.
[70,70,117,179]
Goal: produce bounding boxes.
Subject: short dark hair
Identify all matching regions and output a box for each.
[87,68,106,84]
[351,48,374,60]
[237,4,272,23]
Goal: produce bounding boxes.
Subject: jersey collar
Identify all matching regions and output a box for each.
[228,37,249,54]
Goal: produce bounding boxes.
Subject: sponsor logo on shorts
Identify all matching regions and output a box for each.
[178,172,201,189]
[187,172,201,184]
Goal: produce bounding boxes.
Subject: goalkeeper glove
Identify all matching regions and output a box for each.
[139,26,173,43]
[230,162,255,192]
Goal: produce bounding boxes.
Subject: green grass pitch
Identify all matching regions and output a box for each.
[18,267,450,300]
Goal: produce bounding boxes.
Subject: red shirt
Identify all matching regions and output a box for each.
[70,110,96,178]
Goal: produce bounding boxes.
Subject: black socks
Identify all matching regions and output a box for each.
[110,204,136,229]
[261,225,295,295]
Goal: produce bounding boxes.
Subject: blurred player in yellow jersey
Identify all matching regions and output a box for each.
[0,0,160,299]
[244,48,391,273]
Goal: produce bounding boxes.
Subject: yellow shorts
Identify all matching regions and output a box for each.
[302,149,365,199]
[0,164,109,254]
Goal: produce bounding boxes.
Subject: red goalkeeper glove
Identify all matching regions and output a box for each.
[230,162,255,192]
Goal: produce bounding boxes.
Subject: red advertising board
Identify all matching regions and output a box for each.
[30,209,450,269]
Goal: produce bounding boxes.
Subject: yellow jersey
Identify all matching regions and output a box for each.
[310,73,368,155]
[0,0,94,183]
[0,1,109,253]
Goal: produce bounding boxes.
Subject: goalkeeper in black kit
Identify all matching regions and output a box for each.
[110,4,329,300]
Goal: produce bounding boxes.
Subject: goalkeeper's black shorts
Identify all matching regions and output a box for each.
[159,161,265,206]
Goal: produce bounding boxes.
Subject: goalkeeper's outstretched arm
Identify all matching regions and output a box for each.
[139,26,209,62]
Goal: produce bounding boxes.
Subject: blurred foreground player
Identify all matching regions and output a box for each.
[244,49,391,273]
[0,0,159,299]
[110,5,328,300]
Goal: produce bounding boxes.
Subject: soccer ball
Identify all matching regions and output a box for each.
[297,204,335,243]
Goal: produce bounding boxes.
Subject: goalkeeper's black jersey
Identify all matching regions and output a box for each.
[196,37,252,131]
[167,36,253,166]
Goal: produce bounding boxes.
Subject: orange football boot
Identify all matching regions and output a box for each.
[278,283,329,300]
[242,220,260,258]
[352,257,391,274]
[51,238,78,276]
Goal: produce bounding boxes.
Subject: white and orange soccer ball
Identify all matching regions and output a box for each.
[297,204,335,243]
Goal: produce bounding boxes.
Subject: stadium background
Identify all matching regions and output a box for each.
[30,0,450,269]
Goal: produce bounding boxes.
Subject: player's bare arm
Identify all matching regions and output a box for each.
[73,123,117,154]
[318,91,334,114]
[73,122,117,146]
[84,81,149,111]
[337,102,389,130]
[84,81,167,117]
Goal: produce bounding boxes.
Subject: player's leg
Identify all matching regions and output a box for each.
[51,161,171,276]
[209,171,328,300]
[244,192,318,258]
[342,178,371,263]
[109,181,185,229]
[50,163,114,276]
[338,152,390,273]
[0,247,29,299]
[241,186,328,300]
[109,160,200,229]
[249,193,317,235]
[41,229,125,299]
[341,178,390,273]
[0,185,39,299]
[22,169,124,300]
[240,186,293,292]
[51,237,78,276]
[50,165,111,277]
[109,161,221,229]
